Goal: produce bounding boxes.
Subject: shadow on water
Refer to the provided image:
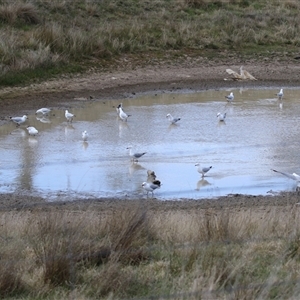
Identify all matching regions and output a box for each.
[0,87,300,201]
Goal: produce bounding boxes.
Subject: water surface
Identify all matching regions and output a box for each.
[1,87,299,201]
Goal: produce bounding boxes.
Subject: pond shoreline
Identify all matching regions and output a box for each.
[1,59,300,210]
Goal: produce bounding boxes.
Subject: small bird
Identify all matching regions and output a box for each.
[119,106,131,122]
[276,88,284,99]
[217,112,226,122]
[127,146,146,162]
[225,92,234,102]
[272,169,300,182]
[195,163,212,178]
[35,108,51,115]
[9,115,28,126]
[26,126,38,136]
[65,110,75,122]
[166,113,181,124]
[142,181,161,198]
[82,130,88,141]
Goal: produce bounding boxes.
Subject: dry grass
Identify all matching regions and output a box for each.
[0,200,300,298]
[0,0,300,86]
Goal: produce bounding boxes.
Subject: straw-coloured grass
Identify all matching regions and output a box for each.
[0,0,299,86]
[0,199,300,298]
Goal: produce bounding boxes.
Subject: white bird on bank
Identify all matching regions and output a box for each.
[82,130,88,141]
[35,108,51,115]
[225,92,234,102]
[217,112,226,122]
[118,106,131,122]
[65,110,75,122]
[166,113,181,124]
[127,146,146,162]
[26,126,38,136]
[142,181,161,198]
[9,115,28,126]
[272,169,300,184]
[276,88,284,99]
[195,163,212,178]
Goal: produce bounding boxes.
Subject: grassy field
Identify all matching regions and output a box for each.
[0,0,299,86]
[1,200,300,299]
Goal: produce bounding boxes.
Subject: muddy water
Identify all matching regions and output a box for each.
[1,87,300,201]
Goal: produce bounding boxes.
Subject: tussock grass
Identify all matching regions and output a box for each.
[1,200,300,298]
[0,0,299,86]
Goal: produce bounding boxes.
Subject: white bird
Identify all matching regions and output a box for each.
[65,110,75,122]
[217,112,226,122]
[82,130,88,141]
[127,146,146,162]
[166,113,181,124]
[225,92,234,102]
[26,126,38,136]
[118,106,131,122]
[272,169,300,183]
[35,108,51,115]
[142,181,161,198]
[276,89,284,99]
[9,115,28,126]
[195,163,212,177]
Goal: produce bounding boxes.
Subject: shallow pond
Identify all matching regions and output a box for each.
[1,87,300,201]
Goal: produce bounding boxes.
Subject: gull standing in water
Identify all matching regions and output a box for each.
[119,106,131,122]
[10,115,28,126]
[217,112,226,122]
[142,181,161,198]
[276,88,284,100]
[26,126,38,136]
[127,146,146,162]
[166,113,181,124]
[82,130,88,141]
[65,110,76,122]
[225,92,234,102]
[35,108,51,116]
[195,163,212,178]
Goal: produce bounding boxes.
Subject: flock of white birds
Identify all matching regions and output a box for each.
[8,78,299,197]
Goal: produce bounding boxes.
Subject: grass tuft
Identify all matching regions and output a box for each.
[0,3,40,25]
